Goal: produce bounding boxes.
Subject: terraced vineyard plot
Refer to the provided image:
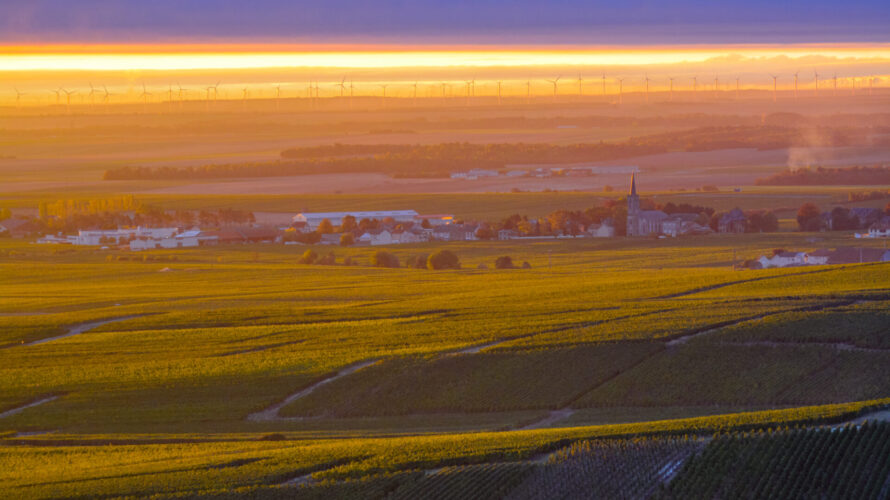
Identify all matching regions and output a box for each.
[389,463,535,500]
[659,422,890,499]
[777,350,890,405]
[574,343,862,408]
[280,343,662,417]
[702,300,890,349]
[508,437,704,500]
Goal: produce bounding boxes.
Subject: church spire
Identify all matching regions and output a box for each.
[630,172,637,196]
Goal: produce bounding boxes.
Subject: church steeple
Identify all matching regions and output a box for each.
[626,173,641,236]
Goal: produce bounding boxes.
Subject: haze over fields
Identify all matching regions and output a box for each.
[3,1,890,499]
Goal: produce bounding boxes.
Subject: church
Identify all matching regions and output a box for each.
[626,173,667,237]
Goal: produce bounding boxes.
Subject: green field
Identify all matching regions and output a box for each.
[2,232,890,497]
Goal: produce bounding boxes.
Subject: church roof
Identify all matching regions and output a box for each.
[629,173,637,195]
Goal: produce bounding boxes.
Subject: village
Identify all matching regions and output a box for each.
[2,176,890,261]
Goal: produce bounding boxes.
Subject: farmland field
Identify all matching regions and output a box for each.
[2,230,890,497]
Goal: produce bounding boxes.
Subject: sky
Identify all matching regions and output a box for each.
[2,0,889,45]
[1,1,888,102]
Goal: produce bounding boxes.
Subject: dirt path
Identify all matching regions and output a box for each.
[665,300,858,347]
[247,360,378,422]
[519,409,576,430]
[0,396,58,419]
[25,315,145,346]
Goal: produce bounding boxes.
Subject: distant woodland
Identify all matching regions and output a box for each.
[103,126,878,181]
[755,166,890,186]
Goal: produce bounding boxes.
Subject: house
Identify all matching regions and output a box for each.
[290,221,312,233]
[805,249,834,265]
[586,222,615,238]
[718,209,747,234]
[869,219,890,238]
[74,227,178,246]
[661,213,709,237]
[0,218,41,238]
[498,229,519,240]
[292,211,418,230]
[432,224,479,241]
[359,229,394,246]
[758,251,806,268]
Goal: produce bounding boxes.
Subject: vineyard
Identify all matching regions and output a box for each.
[508,437,704,500]
[659,421,890,499]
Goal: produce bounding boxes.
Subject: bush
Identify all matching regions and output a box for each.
[494,256,515,269]
[406,254,429,269]
[339,233,355,246]
[299,249,318,264]
[427,250,460,270]
[318,252,336,265]
[372,250,400,268]
[521,261,532,269]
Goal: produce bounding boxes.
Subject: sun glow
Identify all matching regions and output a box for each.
[1,44,889,72]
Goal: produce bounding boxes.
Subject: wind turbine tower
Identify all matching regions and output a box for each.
[379,84,388,108]
[813,71,819,97]
[644,74,650,103]
[668,77,674,101]
[833,74,838,96]
[793,70,799,99]
[497,81,502,105]
[546,76,560,102]
[713,75,718,99]
[617,77,624,105]
[577,74,583,97]
[769,75,778,102]
[735,77,740,100]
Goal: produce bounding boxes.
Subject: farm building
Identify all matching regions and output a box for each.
[75,227,177,246]
[718,209,747,233]
[292,211,418,229]
[869,219,890,238]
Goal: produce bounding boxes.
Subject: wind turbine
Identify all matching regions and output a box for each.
[379,84,388,108]
[769,74,778,102]
[275,84,282,111]
[644,74,650,103]
[102,85,114,104]
[833,73,838,96]
[601,73,606,98]
[546,76,560,102]
[735,77,740,100]
[713,75,719,99]
[668,77,674,101]
[336,77,347,98]
[497,80,502,105]
[349,80,355,108]
[813,70,819,97]
[577,74,583,97]
[88,82,97,105]
[139,84,151,112]
[241,87,249,111]
[526,80,532,105]
[62,88,77,112]
[793,70,799,99]
[14,87,26,107]
[691,76,698,99]
[464,80,472,105]
[616,77,625,105]
[412,82,418,107]
[52,88,62,105]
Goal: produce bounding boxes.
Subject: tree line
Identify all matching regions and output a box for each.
[756,166,890,186]
[102,126,875,181]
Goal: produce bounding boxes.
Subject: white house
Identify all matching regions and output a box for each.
[292,211,418,230]
[76,227,177,246]
[869,220,890,238]
[758,251,807,268]
[359,229,394,246]
[587,222,615,238]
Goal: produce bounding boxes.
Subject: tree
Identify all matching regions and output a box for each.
[494,256,515,269]
[797,203,823,231]
[339,233,355,246]
[421,219,432,229]
[830,207,856,231]
[317,218,334,234]
[406,254,429,269]
[884,201,890,216]
[746,211,779,233]
[0,208,10,220]
[372,250,400,268]
[427,250,460,270]
[299,249,317,264]
[340,215,357,233]
[318,252,336,265]
[475,225,494,240]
